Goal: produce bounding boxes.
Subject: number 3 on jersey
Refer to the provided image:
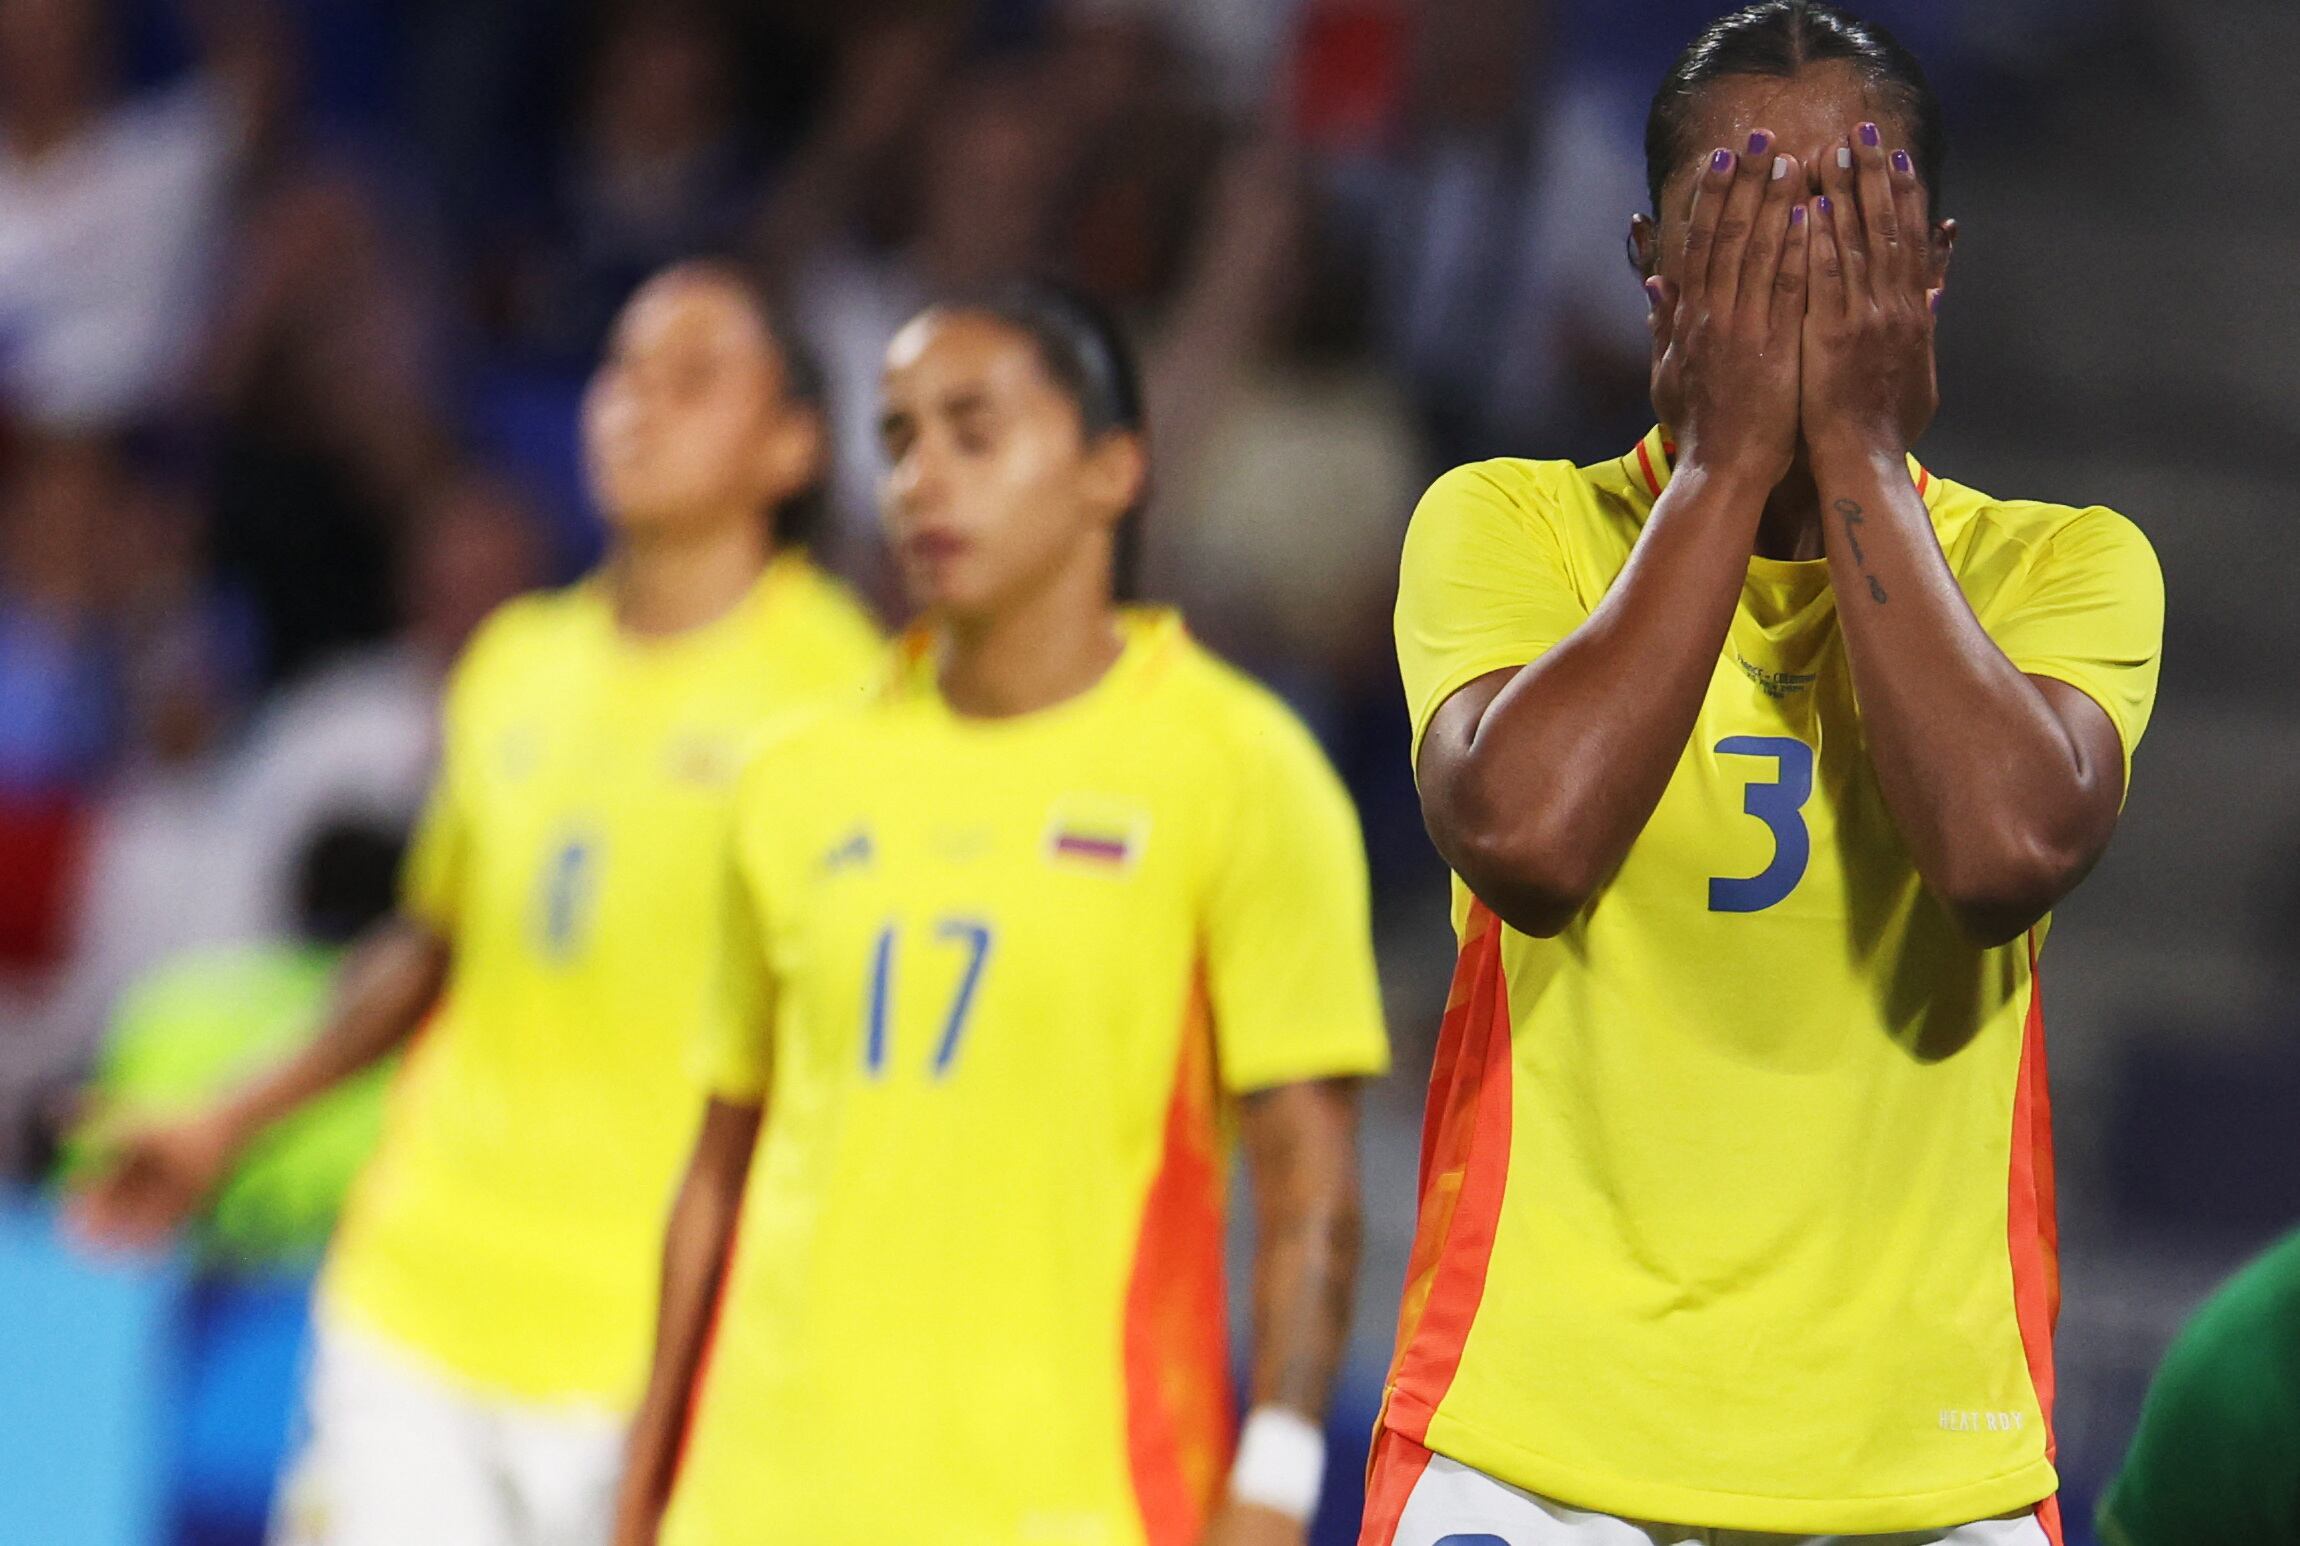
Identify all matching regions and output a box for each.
[864,918,995,1077]
[1709,736,1814,913]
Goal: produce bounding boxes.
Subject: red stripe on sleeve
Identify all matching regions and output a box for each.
[1379,902,1515,1442]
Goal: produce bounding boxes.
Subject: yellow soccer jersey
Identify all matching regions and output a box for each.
[322,554,880,1406]
[662,609,1390,1546]
[1379,429,2163,1534]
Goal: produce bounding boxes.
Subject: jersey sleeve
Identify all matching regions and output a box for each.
[1990,506,2165,788]
[692,768,783,1102]
[692,850,777,1102]
[1394,461,1586,764]
[690,749,800,1099]
[398,618,502,930]
[398,776,466,931]
[1201,698,1390,1094]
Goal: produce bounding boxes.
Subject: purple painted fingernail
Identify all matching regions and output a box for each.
[1791,204,1806,227]
[1711,147,1733,172]
[1892,149,1913,175]
[1859,122,1881,148]
[1929,290,1943,316]
[1817,194,1832,215]
[1747,130,1770,156]
[1645,277,1664,311]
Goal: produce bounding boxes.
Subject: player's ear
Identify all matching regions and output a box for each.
[760,403,826,506]
[1628,213,1659,279]
[1079,430,1147,533]
[1928,216,1957,293]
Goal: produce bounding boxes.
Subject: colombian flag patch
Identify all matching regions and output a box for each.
[1044,801,1149,870]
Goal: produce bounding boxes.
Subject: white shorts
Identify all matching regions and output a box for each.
[1362,1431,2058,1546]
[270,1315,626,1546]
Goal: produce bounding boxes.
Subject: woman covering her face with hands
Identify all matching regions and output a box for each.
[1372,4,2163,1544]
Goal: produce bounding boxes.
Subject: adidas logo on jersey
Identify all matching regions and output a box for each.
[821,828,874,873]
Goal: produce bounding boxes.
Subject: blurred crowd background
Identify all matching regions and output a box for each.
[0,0,2294,1542]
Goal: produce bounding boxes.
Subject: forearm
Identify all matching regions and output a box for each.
[1813,443,2106,933]
[616,1099,761,1543]
[216,915,448,1143]
[1431,455,1770,931]
[1238,1082,1362,1419]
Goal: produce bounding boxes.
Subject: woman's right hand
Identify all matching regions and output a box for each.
[1648,132,1809,488]
[66,1108,243,1252]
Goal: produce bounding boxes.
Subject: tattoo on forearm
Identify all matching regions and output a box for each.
[1262,1205,1358,1413]
[1251,1205,1352,1417]
[1244,1086,1361,1418]
[1833,497,1888,604]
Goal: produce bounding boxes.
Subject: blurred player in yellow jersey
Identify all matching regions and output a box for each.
[70,261,881,1546]
[612,283,1391,1546]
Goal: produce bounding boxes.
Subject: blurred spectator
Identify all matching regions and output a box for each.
[1359,0,1541,454]
[1340,0,1652,465]
[0,456,256,1173]
[215,468,545,938]
[0,437,113,975]
[1478,70,1658,463]
[0,435,119,798]
[498,2,765,366]
[0,0,248,429]
[0,432,257,1170]
[1052,13,1225,319]
[791,56,1070,547]
[38,466,538,1083]
[1146,158,1430,900]
[109,445,262,775]
[56,818,404,1271]
[1152,162,1416,696]
[191,0,452,686]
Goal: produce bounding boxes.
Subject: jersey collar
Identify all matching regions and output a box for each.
[890,606,1187,723]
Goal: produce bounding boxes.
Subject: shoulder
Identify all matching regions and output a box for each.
[767,557,884,661]
[1159,636,1343,796]
[442,586,587,697]
[727,681,905,851]
[1933,476,2160,575]
[737,692,876,792]
[1414,457,1580,527]
[1406,452,1647,568]
[1929,479,2166,637]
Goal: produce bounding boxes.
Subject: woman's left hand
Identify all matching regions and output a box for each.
[1801,121,1940,458]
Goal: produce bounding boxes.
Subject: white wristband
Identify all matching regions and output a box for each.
[1227,1405,1325,1522]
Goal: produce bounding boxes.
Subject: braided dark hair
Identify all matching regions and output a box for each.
[1645,2,1946,215]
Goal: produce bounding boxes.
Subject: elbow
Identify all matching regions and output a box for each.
[1929,824,2097,948]
[1436,810,1603,939]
